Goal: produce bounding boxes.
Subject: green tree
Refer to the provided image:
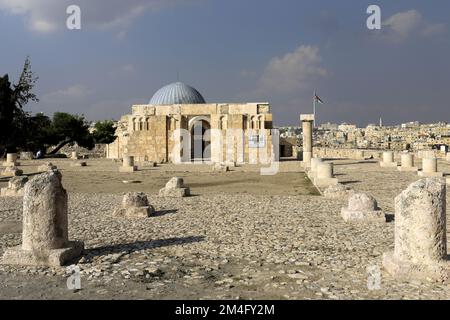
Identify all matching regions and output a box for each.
[92,120,117,144]
[0,57,38,156]
[47,112,94,155]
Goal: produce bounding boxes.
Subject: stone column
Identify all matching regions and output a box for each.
[3,153,19,167]
[71,151,79,160]
[446,152,450,162]
[380,151,397,168]
[398,153,418,172]
[383,178,449,281]
[2,171,83,266]
[301,114,314,168]
[419,157,443,177]
[120,155,137,172]
[314,162,338,188]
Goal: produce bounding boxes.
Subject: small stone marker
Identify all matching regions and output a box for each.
[2,153,19,167]
[341,193,385,222]
[383,178,449,281]
[213,163,229,173]
[1,171,84,267]
[159,177,190,198]
[113,192,154,218]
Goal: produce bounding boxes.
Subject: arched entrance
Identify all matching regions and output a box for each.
[189,116,211,162]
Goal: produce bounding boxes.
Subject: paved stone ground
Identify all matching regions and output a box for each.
[0,158,449,300]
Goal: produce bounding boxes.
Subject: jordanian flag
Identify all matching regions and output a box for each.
[314,93,324,104]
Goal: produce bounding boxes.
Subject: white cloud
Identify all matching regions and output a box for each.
[0,0,194,34]
[381,9,446,42]
[257,45,328,93]
[42,84,93,102]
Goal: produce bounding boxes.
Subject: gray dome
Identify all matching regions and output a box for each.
[149,82,206,105]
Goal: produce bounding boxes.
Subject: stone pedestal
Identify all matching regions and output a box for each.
[380,151,397,168]
[119,156,137,172]
[301,114,314,168]
[159,177,190,197]
[314,162,338,188]
[397,153,418,172]
[71,152,79,160]
[341,193,385,222]
[383,178,449,281]
[3,153,19,167]
[1,171,83,267]
[418,158,443,177]
[113,192,154,218]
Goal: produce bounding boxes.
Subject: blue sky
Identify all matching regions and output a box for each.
[1,0,449,126]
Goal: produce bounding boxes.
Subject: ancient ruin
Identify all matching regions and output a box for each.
[383,178,449,281]
[159,177,190,197]
[0,176,28,197]
[1,171,83,267]
[113,192,155,218]
[341,193,385,222]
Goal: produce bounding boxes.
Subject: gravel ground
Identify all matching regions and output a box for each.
[0,158,449,300]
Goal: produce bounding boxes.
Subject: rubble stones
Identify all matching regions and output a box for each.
[341,193,385,222]
[113,192,154,218]
[159,177,190,198]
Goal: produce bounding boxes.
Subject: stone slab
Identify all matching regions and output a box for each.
[1,241,84,267]
[341,208,385,223]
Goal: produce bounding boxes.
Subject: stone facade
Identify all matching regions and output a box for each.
[107,103,274,164]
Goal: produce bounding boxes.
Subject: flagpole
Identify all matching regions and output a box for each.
[313,90,316,128]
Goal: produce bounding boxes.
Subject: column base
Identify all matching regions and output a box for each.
[383,252,449,282]
[1,241,84,267]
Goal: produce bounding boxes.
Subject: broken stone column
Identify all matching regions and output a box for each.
[113,192,155,218]
[1,176,28,197]
[383,178,449,281]
[38,162,57,172]
[71,152,79,160]
[1,171,83,267]
[119,156,137,172]
[1,166,23,177]
[301,114,314,168]
[446,153,450,162]
[314,162,338,188]
[341,193,385,222]
[419,157,443,177]
[397,153,418,172]
[380,151,397,168]
[3,153,19,167]
[159,177,190,197]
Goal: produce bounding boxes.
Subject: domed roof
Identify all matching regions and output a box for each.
[149,82,206,105]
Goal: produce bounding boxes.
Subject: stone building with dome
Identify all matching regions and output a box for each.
[106,82,275,164]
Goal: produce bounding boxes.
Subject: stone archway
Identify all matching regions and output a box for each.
[189,116,211,162]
